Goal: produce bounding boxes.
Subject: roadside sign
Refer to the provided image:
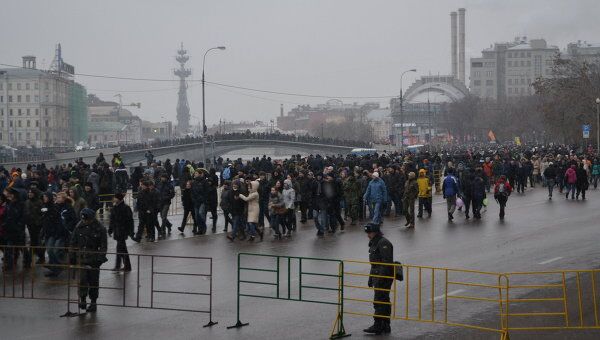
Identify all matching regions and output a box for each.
[583,124,591,139]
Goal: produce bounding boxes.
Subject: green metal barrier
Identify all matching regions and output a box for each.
[227,252,350,339]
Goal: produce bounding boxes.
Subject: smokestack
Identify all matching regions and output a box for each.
[280,104,284,117]
[450,11,457,79]
[458,8,466,84]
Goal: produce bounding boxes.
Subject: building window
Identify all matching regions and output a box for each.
[35,109,39,115]
[35,132,39,139]
[8,83,12,90]
[486,71,493,77]
[527,60,531,67]
[26,109,30,115]
[0,109,2,116]
[486,80,493,86]
[0,95,2,103]
[17,95,21,103]
[18,109,22,115]
[26,95,30,102]
[34,95,39,103]
[18,132,22,140]
[0,83,2,90]
[473,80,481,86]
[44,82,49,90]
[9,121,13,127]
[474,71,481,77]
[27,120,31,127]
[35,120,39,127]
[44,108,48,115]
[18,120,21,127]
[25,83,30,90]
[507,52,512,58]
[26,132,30,139]
[508,88,513,94]
[520,52,525,57]
[34,83,38,90]
[521,60,525,66]
[17,83,21,90]
[9,109,13,115]
[8,95,13,102]
[45,120,49,127]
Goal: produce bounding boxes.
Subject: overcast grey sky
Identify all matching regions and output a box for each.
[2,0,599,126]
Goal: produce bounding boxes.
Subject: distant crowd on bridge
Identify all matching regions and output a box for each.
[120,131,371,152]
[0,141,599,272]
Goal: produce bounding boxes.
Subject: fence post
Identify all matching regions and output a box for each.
[203,257,218,327]
[329,261,349,339]
[227,253,249,329]
[61,248,79,317]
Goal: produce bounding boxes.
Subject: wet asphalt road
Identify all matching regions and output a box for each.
[1,185,600,340]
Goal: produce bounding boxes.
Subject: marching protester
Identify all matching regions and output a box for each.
[403,172,418,228]
[494,175,512,220]
[442,169,460,221]
[108,193,134,272]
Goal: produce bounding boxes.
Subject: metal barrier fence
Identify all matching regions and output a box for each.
[343,260,507,337]
[0,245,217,327]
[228,252,350,339]
[502,269,600,335]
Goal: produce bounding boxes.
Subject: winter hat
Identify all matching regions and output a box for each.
[372,172,379,178]
[80,208,96,220]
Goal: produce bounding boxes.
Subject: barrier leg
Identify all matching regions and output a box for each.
[61,261,81,317]
[500,330,510,340]
[203,259,218,327]
[329,263,350,339]
[227,253,249,329]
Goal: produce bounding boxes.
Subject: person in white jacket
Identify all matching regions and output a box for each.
[282,179,296,237]
[239,180,262,241]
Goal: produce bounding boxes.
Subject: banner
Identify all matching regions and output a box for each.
[487,130,496,142]
[514,137,521,146]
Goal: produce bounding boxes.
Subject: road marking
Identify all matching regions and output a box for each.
[538,257,563,265]
[433,289,465,301]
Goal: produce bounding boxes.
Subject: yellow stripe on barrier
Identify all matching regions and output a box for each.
[345,297,392,305]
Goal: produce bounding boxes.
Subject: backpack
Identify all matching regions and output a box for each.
[498,183,505,193]
[222,167,231,180]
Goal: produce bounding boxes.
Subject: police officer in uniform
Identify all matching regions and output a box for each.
[364,222,394,334]
[70,208,108,312]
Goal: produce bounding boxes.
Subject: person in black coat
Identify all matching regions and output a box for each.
[576,163,588,200]
[108,193,134,272]
[471,169,487,219]
[178,180,197,234]
[460,169,474,219]
[2,187,25,271]
[43,191,77,277]
[206,178,218,233]
[134,181,159,242]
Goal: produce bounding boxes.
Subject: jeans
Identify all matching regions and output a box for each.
[417,197,431,216]
[446,195,457,214]
[386,192,402,216]
[193,204,207,233]
[270,214,282,235]
[566,183,576,198]
[259,200,270,227]
[368,201,383,225]
[160,203,171,228]
[230,215,243,239]
[246,222,258,237]
[316,209,329,233]
[546,179,555,197]
[46,237,65,273]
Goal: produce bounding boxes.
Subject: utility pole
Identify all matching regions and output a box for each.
[399,69,416,151]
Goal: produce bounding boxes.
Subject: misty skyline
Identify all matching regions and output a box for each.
[2,0,599,127]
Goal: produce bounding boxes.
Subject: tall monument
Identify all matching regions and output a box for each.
[174,43,192,134]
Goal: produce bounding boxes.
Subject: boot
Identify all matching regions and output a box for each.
[123,255,132,272]
[79,297,87,310]
[382,321,391,334]
[112,256,122,271]
[363,320,383,334]
[87,299,97,312]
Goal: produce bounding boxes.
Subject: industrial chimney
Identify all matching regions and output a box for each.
[450,11,457,80]
[458,8,466,84]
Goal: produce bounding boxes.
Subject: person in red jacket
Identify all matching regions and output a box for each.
[493,175,512,220]
[564,165,577,200]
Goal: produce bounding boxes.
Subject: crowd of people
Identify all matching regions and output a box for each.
[0,143,598,280]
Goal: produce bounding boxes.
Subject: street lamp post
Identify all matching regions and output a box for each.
[202,46,226,165]
[399,69,417,151]
[596,98,600,152]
